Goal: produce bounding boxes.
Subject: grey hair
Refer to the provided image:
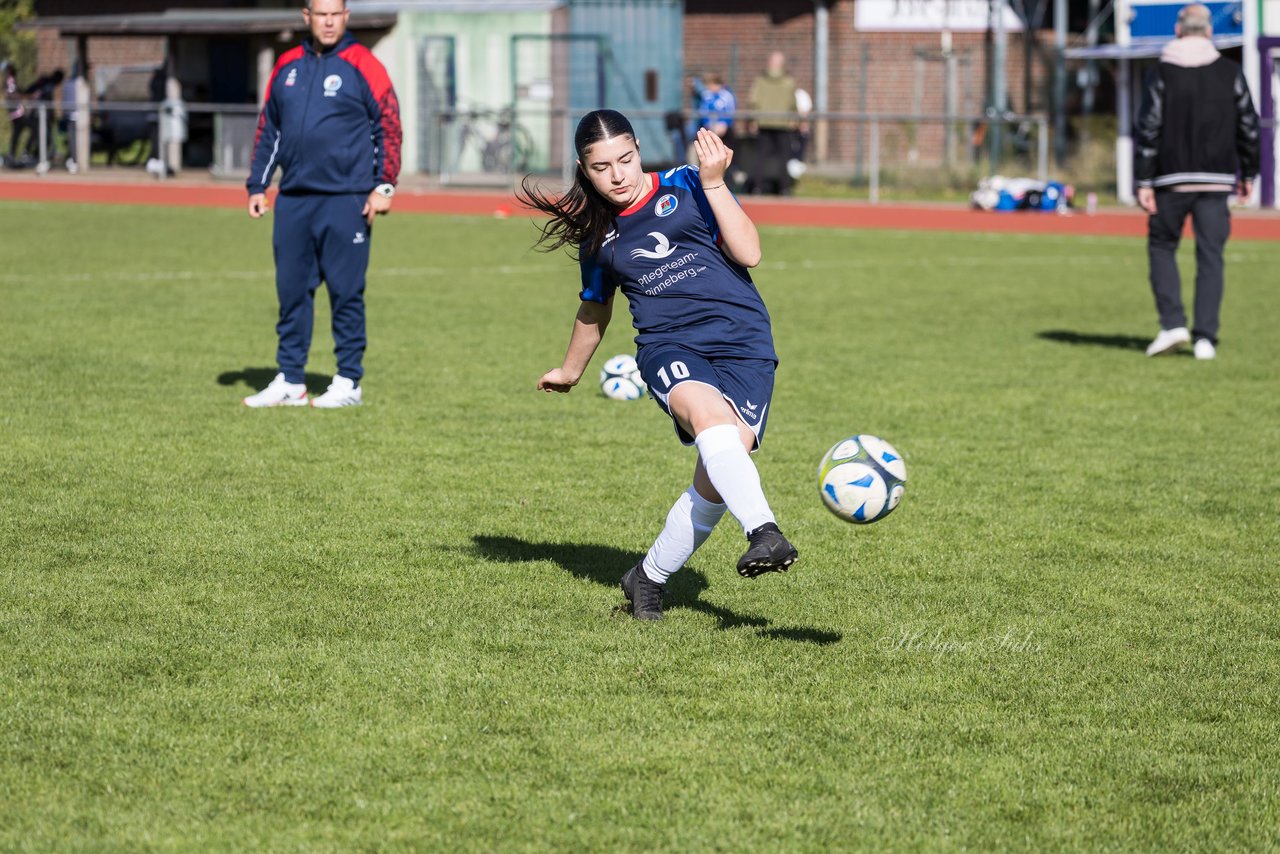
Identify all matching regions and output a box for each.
[1177,4,1212,35]
[304,0,348,9]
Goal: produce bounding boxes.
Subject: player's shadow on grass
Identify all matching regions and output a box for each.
[217,367,334,396]
[1037,330,1179,353]
[471,535,841,645]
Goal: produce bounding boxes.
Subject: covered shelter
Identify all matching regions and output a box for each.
[22,8,398,173]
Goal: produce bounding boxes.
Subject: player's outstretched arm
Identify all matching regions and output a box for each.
[692,128,761,268]
[538,298,614,393]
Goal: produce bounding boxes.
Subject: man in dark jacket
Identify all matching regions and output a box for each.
[244,0,402,407]
[1135,3,1259,360]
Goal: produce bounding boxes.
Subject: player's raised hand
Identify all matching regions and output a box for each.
[537,367,579,393]
[693,127,733,187]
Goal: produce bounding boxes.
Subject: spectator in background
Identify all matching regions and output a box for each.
[4,60,26,166]
[790,86,813,181]
[1135,3,1259,360]
[793,87,812,158]
[11,69,65,163]
[145,66,168,177]
[747,51,798,195]
[696,73,736,142]
[61,62,81,172]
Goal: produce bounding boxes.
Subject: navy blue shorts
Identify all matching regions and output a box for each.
[637,346,777,449]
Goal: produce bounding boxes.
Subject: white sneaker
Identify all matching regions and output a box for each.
[310,375,362,408]
[1193,338,1216,360]
[1145,326,1191,357]
[243,372,308,408]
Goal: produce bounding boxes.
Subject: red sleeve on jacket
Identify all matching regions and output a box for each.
[253,46,304,151]
[340,44,403,185]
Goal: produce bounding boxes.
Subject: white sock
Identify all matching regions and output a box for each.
[642,486,727,584]
[694,423,775,535]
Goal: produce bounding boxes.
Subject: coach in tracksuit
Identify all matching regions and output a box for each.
[1134,3,1258,361]
[244,0,402,408]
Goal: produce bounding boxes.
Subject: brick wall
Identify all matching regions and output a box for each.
[686,0,1054,167]
[33,30,166,101]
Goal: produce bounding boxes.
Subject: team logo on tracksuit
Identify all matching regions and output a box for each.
[324,75,343,97]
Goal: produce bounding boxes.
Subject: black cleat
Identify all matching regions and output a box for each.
[736,522,798,578]
[620,563,665,620]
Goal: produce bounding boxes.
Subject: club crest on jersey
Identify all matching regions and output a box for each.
[285,68,298,87]
[655,194,678,217]
[630,232,679,260]
[323,75,342,97]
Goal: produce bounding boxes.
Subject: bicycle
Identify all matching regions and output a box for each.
[453,107,534,174]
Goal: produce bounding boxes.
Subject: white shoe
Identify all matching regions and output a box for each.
[1145,326,1191,357]
[310,375,362,408]
[1193,338,1216,360]
[243,372,308,407]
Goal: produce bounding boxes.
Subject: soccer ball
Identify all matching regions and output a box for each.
[599,354,647,401]
[818,434,907,524]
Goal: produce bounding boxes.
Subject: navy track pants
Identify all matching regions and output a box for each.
[272,192,372,384]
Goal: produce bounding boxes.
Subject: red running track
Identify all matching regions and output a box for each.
[4,177,1280,241]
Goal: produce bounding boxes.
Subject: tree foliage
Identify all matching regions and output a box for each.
[0,0,37,83]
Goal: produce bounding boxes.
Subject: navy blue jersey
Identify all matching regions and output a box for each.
[579,166,777,362]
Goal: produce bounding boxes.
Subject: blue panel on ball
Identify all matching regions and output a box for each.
[824,483,839,503]
[849,474,875,488]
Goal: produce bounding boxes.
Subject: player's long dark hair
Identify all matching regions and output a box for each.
[518,109,638,259]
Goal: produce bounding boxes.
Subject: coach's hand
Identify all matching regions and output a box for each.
[694,127,733,187]
[363,191,392,226]
[248,193,269,218]
[1137,187,1157,215]
[537,368,579,393]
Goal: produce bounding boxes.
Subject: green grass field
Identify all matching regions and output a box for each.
[2,200,1278,851]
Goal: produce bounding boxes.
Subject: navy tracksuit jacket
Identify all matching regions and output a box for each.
[247,32,402,384]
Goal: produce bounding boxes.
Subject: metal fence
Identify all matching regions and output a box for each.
[8,100,1274,206]
[3,100,259,177]
[432,106,1056,198]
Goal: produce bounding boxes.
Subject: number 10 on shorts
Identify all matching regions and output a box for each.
[656,360,689,389]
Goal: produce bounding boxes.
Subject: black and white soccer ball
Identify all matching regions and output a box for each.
[818,434,907,523]
[599,354,647,401]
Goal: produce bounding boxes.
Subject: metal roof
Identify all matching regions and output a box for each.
[1064,34,1244,59]
[350,0,563,10]
[21,9,398,37]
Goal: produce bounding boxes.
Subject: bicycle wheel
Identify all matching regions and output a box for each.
[481,137,511,173]
[509,123,535,172]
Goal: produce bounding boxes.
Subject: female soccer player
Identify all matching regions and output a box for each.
[523,109,797,621]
